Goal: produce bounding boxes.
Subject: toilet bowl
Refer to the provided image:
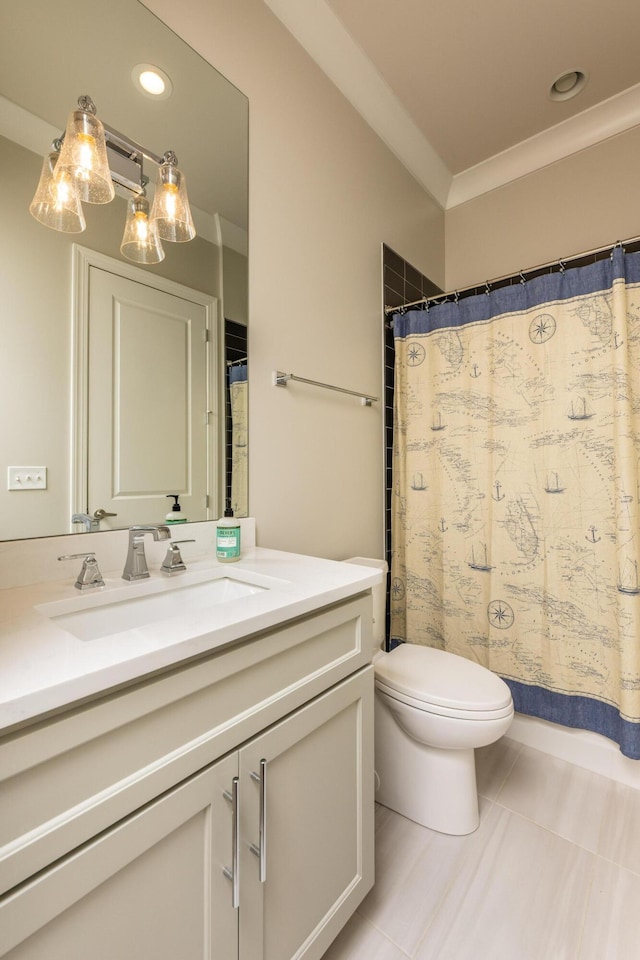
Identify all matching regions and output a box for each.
[342,558,514,836]
[374,643,513,835]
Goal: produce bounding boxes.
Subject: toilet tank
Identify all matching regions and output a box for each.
[342,558,388,656]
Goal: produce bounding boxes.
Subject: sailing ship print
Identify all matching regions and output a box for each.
[544,472,565,494]
[431,411,446,431]
[567,397,594,421]
[468,543,493,572]
[617,558,640,596]
[411,472,427,491]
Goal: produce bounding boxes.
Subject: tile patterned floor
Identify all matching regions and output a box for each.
[322,737,640,960]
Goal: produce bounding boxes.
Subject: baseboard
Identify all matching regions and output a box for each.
[508,713,640,790]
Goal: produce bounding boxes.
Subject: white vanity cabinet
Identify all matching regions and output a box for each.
[0,593,374,960]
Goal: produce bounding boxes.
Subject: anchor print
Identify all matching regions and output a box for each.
[470,363,481,379]
[586,526,601,544]
[614,332,624,349]
[439,518,448,533]
[492,481,505,502]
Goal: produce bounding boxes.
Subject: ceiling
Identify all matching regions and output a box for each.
[264,0,640,209]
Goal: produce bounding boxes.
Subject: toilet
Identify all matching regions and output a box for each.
[344,558,514,836]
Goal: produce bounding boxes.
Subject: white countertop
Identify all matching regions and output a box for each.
[0,548,382,734]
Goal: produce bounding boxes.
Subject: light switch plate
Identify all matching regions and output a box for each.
[7,466,47,490]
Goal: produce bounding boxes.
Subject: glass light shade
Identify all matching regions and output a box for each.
[120,193,165,264]
[54,100,115,204]
[29,151,86,233]
[150,156,195,242]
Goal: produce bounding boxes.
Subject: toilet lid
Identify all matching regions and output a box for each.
[374,643,512,712]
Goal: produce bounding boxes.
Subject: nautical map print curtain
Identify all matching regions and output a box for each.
[229,363,248,517]
[391,247,640,757]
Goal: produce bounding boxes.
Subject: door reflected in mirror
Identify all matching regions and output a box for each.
[0,0,248,541]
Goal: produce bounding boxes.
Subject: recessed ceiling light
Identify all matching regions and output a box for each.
[549,70,588,102]
[131,63,173,100]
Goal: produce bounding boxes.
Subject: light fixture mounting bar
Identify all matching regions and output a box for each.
[103,123,163,167]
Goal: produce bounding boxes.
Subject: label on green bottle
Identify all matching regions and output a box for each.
[216,525,241,561]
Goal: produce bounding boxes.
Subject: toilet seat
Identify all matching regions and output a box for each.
[374,643,513,719]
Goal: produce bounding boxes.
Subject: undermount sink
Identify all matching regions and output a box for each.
[37,573,269,642]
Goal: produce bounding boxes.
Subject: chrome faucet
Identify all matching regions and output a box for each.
[72,513,100,533]
[122,525,171,581]
[58,552,105,590]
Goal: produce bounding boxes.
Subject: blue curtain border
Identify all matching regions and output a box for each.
[393,247,640,339]
[506,679,640,760]
[229,363,247,384]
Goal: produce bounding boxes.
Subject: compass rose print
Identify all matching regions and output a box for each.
[529,313,556,344]
[406,341,426,366]
[487,599,515,630]
[391,578,405,602]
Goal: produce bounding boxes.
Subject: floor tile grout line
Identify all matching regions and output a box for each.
[482,738,524,804]
[353,911,414,959]
[573,854,598,960]
[490,797,608,858]
[407,796,506,960]
[591,849,640,880]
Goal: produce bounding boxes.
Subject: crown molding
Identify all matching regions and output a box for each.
[448,81,640,208]
[262,0,452,208]
[263,2,640,213]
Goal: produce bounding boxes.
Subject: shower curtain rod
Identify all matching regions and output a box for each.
[384,232,640,316]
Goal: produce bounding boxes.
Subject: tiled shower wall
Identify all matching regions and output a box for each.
[382,244,441,645]
[224,319,248,512]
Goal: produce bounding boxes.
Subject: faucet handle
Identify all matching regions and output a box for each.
[161,540,196,575]
[58,552,105,591]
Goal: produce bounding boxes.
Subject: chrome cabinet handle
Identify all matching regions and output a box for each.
[249,759,267,883]
[222,777,240,908]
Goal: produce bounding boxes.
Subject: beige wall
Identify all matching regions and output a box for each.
[445,127,640,291]
[223,246,248,326]
[146,0,445,560]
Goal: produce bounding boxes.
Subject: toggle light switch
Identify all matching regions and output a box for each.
[7,466,48,490]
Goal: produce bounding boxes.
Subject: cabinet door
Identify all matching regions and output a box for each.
[238,667,374,960]
[0,755,239,960]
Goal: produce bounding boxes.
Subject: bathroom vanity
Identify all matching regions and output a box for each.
[0,547,379,959]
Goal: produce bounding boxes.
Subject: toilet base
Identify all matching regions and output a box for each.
[374,694,480,835]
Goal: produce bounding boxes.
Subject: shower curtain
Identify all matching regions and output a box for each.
[391,247,640,757]
[229,363,248,517]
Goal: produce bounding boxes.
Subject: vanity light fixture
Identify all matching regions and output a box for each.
[29,94,195,263]
[150,151,196,242]
[54,95,115,204]
[120,187,165,264]
[29,140,86,233]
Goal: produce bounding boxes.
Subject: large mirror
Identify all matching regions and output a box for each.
[0,0,248,541]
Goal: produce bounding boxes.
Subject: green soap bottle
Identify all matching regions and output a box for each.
[216,503,241,562]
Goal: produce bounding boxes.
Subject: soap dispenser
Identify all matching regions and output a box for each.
[165,494,188,524]
[216,503,241,562]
